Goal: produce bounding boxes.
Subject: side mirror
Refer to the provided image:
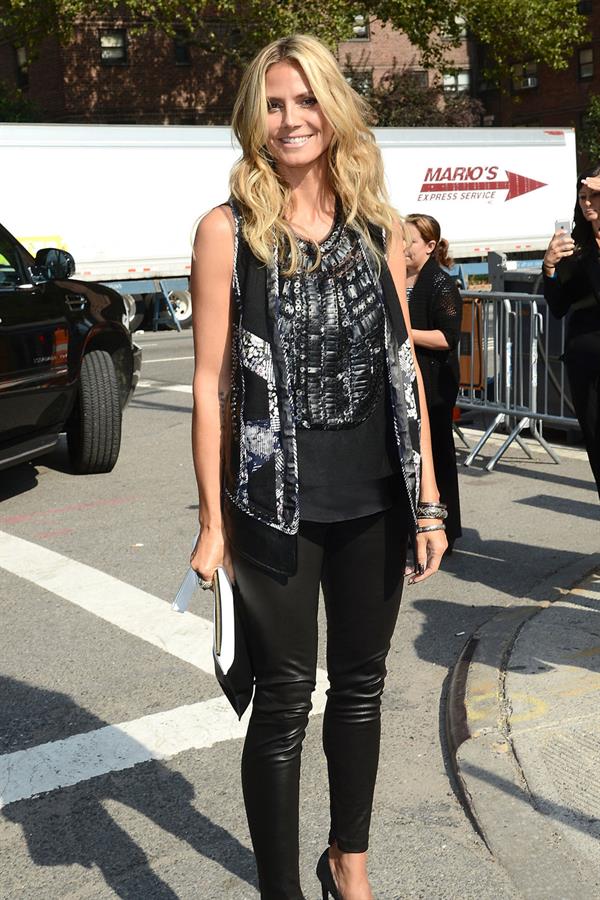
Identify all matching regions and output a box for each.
[32,247,76,281]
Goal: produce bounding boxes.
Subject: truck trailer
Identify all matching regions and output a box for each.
[0,124,577,330]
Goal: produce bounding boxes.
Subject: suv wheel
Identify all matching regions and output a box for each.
[67,350,122,474]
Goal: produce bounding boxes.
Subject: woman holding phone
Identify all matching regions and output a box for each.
[189,34,447,899]
[543,167,600,497]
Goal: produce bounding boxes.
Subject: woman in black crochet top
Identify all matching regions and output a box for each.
[405,214,463,550]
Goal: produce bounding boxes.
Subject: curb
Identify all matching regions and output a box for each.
[446,553,600,899]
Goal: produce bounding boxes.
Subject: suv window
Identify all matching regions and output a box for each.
[0,234,24,289]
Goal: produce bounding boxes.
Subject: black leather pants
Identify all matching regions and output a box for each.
[233,504,409,900]
[565,329,600,498]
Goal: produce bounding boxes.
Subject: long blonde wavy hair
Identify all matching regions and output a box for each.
[230,33,399,274]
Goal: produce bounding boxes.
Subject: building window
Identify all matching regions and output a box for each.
[442,15,468,40]
[345,67,373,95]
[578,47,594,80]
[577,0,593,13]
[409,70,429,89]
[511,62,538,92]
[349,14,370,41]
[443,70,471,93]
[100,30,127,65]
[174,31,192,65]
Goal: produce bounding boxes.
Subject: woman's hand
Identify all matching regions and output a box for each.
[582,175,600,192]
[406,520,448,584]
[543,230,575,272]
[190,523,235,585]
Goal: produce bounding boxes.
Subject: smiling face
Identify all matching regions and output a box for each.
[405,223,436,275]
[578,184,600,228]
[264,60,334,173]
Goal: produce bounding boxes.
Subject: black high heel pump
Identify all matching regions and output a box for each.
[316,848,342,900]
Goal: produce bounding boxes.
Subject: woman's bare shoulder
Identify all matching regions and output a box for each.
[194,204,235,249]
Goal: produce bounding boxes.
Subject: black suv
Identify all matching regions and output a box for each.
[0,222,141,474]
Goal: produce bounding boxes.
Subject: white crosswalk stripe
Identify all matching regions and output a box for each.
[0,698,245,808]
[137,379,192,394]
[0,530,213,672]
[0,531,328,807]
[142,356,195,364]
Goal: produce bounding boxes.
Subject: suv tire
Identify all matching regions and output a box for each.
[67,350,122,474]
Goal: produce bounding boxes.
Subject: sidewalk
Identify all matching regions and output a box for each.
[448,564,600,900]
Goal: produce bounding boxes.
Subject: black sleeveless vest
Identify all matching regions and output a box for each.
[223,203,422,576]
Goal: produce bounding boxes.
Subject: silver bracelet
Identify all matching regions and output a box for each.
[417,503,448,520]
[417,509,448,521]
[416,523,446,534]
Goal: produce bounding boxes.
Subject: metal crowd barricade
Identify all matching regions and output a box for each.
[456,290,579,471]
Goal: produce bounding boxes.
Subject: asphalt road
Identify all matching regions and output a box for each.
[1,329,598,900]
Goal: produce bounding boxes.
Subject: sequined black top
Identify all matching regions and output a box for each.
[279,217,399,522]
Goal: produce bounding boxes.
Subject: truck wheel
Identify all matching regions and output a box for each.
[122,293,144,332]
[169,290,193,328]
[67,350,122,474]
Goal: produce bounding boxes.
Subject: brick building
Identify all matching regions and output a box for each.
[0,17,239,124]
[478,1,599,132]
[338,16,472,95]
[0,15,473,124]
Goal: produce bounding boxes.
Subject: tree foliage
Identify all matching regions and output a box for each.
[0,80,38,120]
[580,93,600,164]
[346,62,485,127]
[372,72,484,128]
[0,0,588,84]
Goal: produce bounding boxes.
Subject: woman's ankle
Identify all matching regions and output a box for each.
[328,842,369,875]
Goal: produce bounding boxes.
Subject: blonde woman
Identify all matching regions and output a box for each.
[190,34,446,900]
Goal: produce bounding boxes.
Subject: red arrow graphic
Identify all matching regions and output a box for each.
[420,170,547,202]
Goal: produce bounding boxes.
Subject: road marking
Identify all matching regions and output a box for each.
[0,532,328,804]
[138,379,192,394]
[34,528,75,540]
[0,529,214,672]
[0,496,137,527]
[142,356,195,364]
[0,697,244,808]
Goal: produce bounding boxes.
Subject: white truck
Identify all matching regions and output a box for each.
[1,124,577,329]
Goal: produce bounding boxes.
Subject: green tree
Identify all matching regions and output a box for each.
[0,81,38,121]
[0,0,588,84]
[580,94,600,164]
[352,63,485,126]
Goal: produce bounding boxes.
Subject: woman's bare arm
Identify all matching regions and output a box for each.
[411,329,450,350]
[190,205,235,581]
[387,222,447,580]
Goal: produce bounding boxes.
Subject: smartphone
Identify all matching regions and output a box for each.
[555,219,571,234]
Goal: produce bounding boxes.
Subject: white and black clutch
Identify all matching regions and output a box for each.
[211,566,254,718]
[173,561,253,719]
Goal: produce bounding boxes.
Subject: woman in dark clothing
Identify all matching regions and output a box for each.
[542,166,600,497]
[405,214,463,550]
[189,35,447,900]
